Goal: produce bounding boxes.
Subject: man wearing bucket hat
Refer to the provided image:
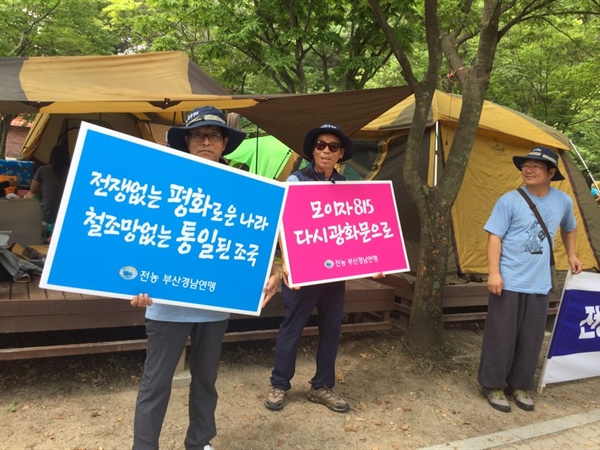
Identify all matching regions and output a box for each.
[130,106,281,450]
[264,123,354,413]
[478,146,582,413]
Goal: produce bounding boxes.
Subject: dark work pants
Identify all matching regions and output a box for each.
[270,280,345,391]
[133,318,228,450]
[478,290,549,391]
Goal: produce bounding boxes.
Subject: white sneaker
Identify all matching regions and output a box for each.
[203,445,215,450]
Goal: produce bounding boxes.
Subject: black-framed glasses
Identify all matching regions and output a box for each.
[314,140,341,152]
[189,131,224,143]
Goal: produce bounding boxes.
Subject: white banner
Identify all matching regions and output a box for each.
[538,271,600,392]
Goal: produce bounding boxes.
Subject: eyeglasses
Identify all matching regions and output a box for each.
[521,163,545,172]
[314,140,341,152]
[188,131,224,143]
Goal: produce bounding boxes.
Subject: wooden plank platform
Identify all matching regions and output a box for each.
[0,278,395,360]
[379,274,560,323]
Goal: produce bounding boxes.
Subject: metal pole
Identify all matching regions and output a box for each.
[433,121,439,186]
[570,139,598,191]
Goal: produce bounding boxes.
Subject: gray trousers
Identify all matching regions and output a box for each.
[133,318,228,450]
[478,290,549,391]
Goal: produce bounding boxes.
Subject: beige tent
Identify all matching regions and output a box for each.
[352,90,600,273]
[19,112,176,164]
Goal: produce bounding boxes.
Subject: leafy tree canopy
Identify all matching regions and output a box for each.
[0,0,119,57]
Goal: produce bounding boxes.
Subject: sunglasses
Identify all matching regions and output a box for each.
[314,140,342,152]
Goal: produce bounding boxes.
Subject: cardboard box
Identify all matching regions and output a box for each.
[0,159,35,187]
[23,244,48,259]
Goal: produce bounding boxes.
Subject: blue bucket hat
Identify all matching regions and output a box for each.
[167,106,246,156]
[303,123,354,162]
[513,146,565,181]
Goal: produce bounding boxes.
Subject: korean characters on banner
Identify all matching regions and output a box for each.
[538,271,600,391]
[280,181,410,287]
[41,123,287,316]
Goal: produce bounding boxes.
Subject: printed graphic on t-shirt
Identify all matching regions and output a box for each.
[522,220,546,255]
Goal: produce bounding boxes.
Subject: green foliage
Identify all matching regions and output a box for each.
[487,12,600,178]
[102,0,419,94]
[0,0,119,57]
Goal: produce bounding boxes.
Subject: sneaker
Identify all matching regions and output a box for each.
[481,387,511,413]
[202,445,215,450]
[505,386,534,411]
[265,387,287,411]
[307,386,350,413]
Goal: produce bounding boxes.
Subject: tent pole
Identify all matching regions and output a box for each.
[570,139,598,191]
[273,149,292,180]
[433,121,440,186]
[254,125,258,175]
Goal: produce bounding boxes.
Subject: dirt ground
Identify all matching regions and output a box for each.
[1,321,598,450]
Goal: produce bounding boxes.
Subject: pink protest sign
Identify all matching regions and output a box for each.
[281,180,409,286]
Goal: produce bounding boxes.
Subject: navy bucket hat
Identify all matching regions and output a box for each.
[513,146,565,181]
[303,123,354,162]
[167,106,246,156]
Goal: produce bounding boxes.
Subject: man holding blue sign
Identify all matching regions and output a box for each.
[478,146,582,413]
[131,106,280,450]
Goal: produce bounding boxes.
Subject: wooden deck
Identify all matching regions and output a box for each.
[0,278,396,360]
[379,274,561,322]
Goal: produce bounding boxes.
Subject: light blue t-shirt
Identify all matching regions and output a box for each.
[484,186,576,294]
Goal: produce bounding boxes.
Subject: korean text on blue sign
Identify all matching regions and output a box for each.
[40,123,287,316]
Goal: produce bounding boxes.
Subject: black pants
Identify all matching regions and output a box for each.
[478,290,549,391]
[270,280,345,391]
[133,318,228,450]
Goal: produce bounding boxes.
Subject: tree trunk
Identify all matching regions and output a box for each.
[405,192,451,352]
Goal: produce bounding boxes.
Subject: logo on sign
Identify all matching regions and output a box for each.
[119,266,138,280]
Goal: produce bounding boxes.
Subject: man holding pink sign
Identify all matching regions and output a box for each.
[265,124,356,413]
[265,124,398,413]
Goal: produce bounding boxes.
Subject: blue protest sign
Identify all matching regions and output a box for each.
[41,123,286,316]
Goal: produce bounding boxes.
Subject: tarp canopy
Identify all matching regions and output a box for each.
[352,91,600,273]
[229,86,413,159]
[0,52,257,113]
[1,52,412,157]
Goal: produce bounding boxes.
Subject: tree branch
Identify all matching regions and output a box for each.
[366,0,419,89]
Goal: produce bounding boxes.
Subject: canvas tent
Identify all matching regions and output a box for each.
[351,90,600,274]
[19,112,177,165]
